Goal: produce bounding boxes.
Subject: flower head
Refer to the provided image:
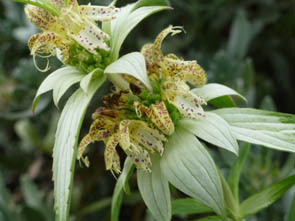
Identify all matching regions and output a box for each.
[78,90,168,174]
[25,0,119,71]
[140,25,207,120]
[78,26,208,174]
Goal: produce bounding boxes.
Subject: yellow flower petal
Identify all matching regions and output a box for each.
[145,102,174,135]
[79,5,120,21]
[25,5,57,31]
[125,145,152,173]
[163,80,206,120]
[174,62,207,88]
[59,8,110,53]
[104,133,121,174]
[119,120,133,153]
[89,117,115,141]
[28,32,71,58]
[152,25,181,62]
[141,44,155,67]
[77,134,92,167]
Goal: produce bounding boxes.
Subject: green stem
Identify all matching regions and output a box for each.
[11,0,60,16]
[64,0,69,8]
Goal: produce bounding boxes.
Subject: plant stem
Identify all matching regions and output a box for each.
[11,0,60,16]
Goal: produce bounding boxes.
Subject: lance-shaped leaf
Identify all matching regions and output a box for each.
[53,75,105,221]
[192,83,246,103]
[227,143,250,202]
[109,1,171,61]
[160,128,226,217]
[137,154,171,221]
[172,198,213,216]
[179,112,239,155]
[240,175,295,218]
[105,52,152,90]
[32,66,85,111]
[213,108,295,152]
[111,157,134,221]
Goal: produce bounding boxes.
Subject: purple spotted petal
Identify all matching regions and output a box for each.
[79,5,120,21]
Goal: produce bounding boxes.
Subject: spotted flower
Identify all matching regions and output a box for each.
[139,25,208,120]
[25,0,119,62]
[77,90,168,174]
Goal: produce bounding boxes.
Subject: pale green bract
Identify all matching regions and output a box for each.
[32,66,84,110]
[53,76,105,221]
[180,112,239,155]
[192,83,246,103]
[105,52,152,90]
[213,108,295,152]
[160,128,226,217]
[109,2,171,61]
[137,154,171,221]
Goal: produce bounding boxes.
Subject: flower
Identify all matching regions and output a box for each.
[77,90,168,174]
[139,25,208,120]
[77,26,209,174]
[25,0,119,64]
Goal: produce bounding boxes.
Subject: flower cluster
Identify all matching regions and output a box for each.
[25,0,119,72]
[78,26,208,174]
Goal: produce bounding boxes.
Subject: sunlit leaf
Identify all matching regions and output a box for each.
[53,76,105,221]
[105,52,152,90]
[137,154,171,221]
[32,66,84,111]
[160,128,226,217]
[109,2,171,61]
[192,83,246,103]
[214,108,295,152]
[180,112,239,155]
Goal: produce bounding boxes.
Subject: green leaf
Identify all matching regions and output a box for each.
[11,0,60,16]
[227,143,250,202]
[180,112,239,155]
[32,66,84,111]
[137,154,171,221]
[52,76,105,221]
[213,108,295,152]
[133,0,170,9]
[288,191,295,221]
[109,3,171,61]
[105,52,152,90]
[240,175,295,218]
[209,96,237,108]
[192,83,246,103]
[111,157,134,221]
[78,197,112,217]
[80,68,103,94]
[197,216,222,221]
[160,128,226,217]
[219,172,239,219]
[172,198,213,215]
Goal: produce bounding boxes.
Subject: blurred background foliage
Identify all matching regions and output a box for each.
[0,0,294,220]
